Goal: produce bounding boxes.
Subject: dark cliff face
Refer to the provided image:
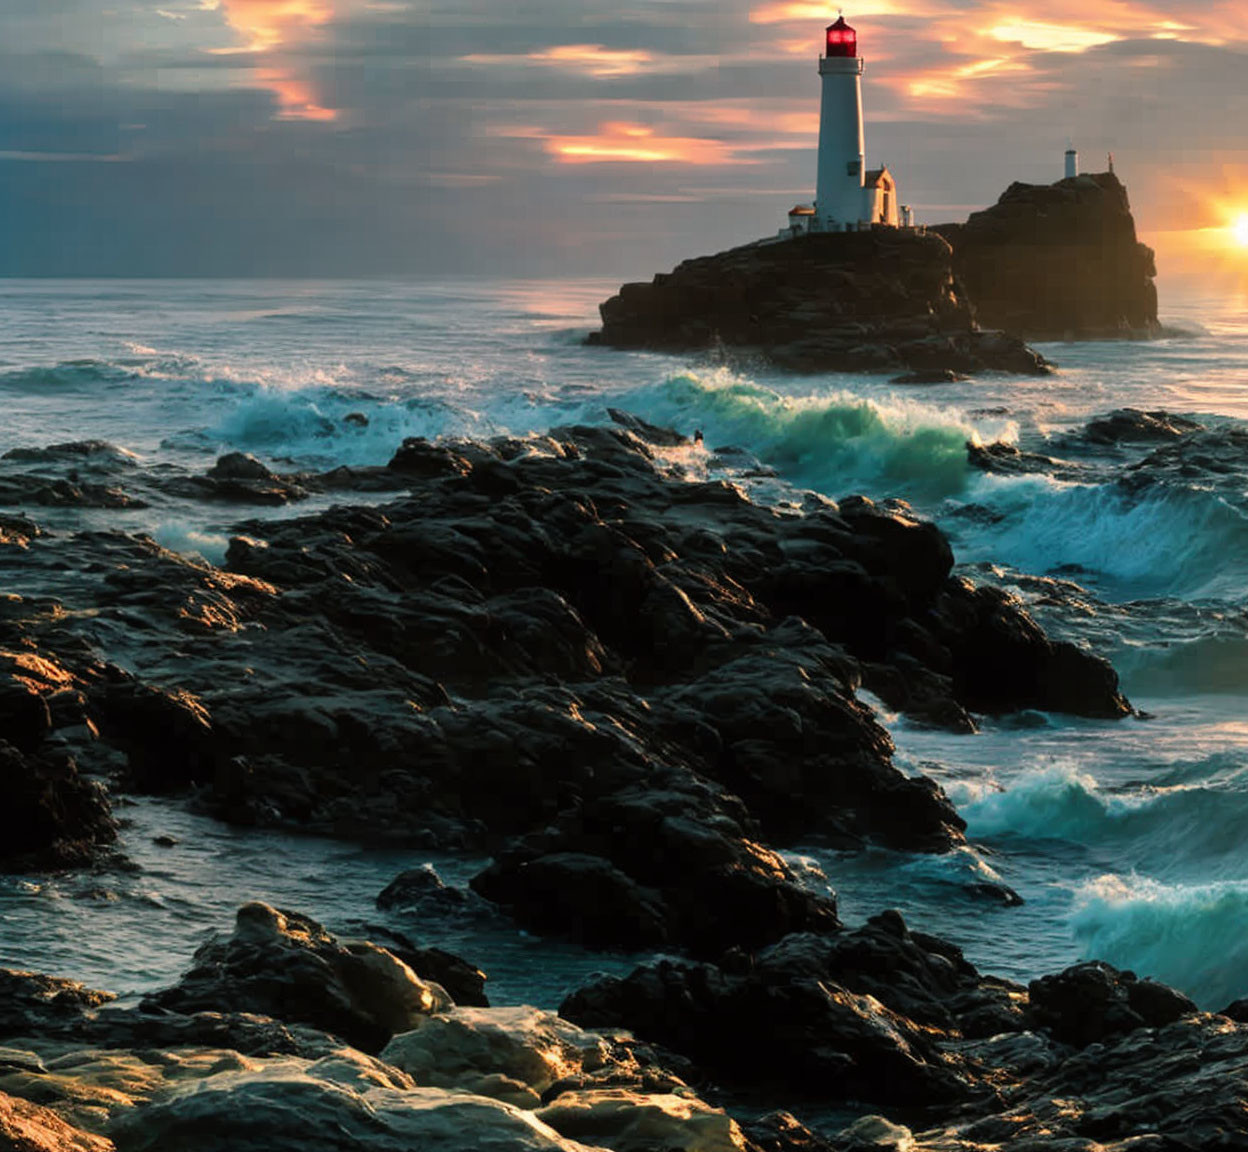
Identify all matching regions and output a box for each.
[933,172,1158,340]
[591,229,1049,376]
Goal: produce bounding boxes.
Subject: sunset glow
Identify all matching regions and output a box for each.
[1234,215,1248,248]
[213,0,339,120]
[544,123,740,166]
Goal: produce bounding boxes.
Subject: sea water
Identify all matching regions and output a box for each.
[2,277,1247,1009]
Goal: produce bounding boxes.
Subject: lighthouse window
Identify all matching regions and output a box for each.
[847,159,862,177]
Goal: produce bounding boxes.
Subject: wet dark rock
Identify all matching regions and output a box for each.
[376,864,472,915]
[0,970,116,1040]
[143,902,446,1053]
[933,172,1158,339]
[349,923,490,1009]
[606,407,690,447]
[561,910,1021,1106]
[891,369,968,385]
[929,580,1131,719]
[0,677,52,752]
[94,677,217,792]
[742,1112,840,1152]
[0,420,1129,956]
[208,452,275,481]
[592,230,1051,377]
[1028,960,1196,1046]
[3,440,134,465]
[1085,408,1204,445]
[0,741,116,871]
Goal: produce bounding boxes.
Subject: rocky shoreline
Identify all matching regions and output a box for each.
[9,413,1224,1149]
[6,896,1248,1150]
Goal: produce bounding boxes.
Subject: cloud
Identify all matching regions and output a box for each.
[2,0,1248,275]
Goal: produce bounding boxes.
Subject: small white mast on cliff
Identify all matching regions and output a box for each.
[1065,142,1078,179]
[815,13,866,231]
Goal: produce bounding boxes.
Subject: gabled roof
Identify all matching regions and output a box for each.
[864,167,894,188]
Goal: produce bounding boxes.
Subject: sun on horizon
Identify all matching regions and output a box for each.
[1234,214,1248,248]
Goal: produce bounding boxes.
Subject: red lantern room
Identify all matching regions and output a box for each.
[825,15,857,58]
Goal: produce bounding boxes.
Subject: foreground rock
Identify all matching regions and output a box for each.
[0,908,766,1152]
[1,420,1130,952]
[562,910,1022,1107]
[591,230,1049,377]
[934,172,1158,340]
[4,907,1247,1152]
[143,903,449,1053]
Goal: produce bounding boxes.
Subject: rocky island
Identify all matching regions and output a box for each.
[933,172,1159,340]
[591,172,1159,375]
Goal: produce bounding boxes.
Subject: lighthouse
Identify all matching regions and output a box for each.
[781,15,903,238]
[816,16,866,230]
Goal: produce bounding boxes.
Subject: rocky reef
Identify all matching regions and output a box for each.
[4,901,1248,1151]
[933,172,1158,340]
[590,230,1050,377]
[0,419,1129,953]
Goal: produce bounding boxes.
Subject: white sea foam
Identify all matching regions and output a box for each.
[1071,873,1248,1007]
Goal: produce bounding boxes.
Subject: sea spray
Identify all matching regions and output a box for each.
[630,368,990,503]
[1071,873,1248,1007]
[951,470,1248,599]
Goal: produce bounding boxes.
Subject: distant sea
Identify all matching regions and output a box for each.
[3,277,1248,1009]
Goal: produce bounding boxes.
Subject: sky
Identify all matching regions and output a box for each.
[1,0,1247,279]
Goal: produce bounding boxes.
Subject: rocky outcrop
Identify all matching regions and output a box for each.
[5,907,1248,1152]
[591,230,1050,377]
[0,909,767,1152]
[142,903,449,1053]
[0,419,1130,953]
[561,910,1022,1107]
[933,172,1158,340]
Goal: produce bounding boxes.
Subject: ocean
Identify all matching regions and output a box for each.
[2,276,1247,1010]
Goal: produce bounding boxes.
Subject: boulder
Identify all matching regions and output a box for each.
[0,742,117,871]
[1027,960,1196,1046]
[142,904,447,1053]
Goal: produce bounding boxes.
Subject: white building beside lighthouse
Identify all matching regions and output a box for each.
[781,15,907,237]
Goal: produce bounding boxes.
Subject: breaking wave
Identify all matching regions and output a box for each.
[953,762,1248,878]
[629,368,989,503]
[1071,873,1248,1007]
[952,473,1248,599]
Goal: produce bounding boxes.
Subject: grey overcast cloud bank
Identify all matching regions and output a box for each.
[1,0,1246,278]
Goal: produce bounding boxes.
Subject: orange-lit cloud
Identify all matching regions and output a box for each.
[212,0,339,120]
[460,44,721,78]
[213,0,333,52]
[748,0,1248,114]
[499,121,744,166]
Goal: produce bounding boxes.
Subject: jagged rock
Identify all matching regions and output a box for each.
[933,173,1158,339]
[591,231,1050,377]
[1085,408,1203,445]
[1027,960,1196,1046]
[381,1005,621,1105]
[560,910,1015,1106]
[0,970,115,1040]
[0,742,116,870]
[207,452,275,481]
[142,903,447,1053]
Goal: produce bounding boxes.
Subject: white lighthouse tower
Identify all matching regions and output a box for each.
[777,14,903,239]
[816,15,866,230]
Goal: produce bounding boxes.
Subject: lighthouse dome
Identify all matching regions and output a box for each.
[825,16,857,58]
